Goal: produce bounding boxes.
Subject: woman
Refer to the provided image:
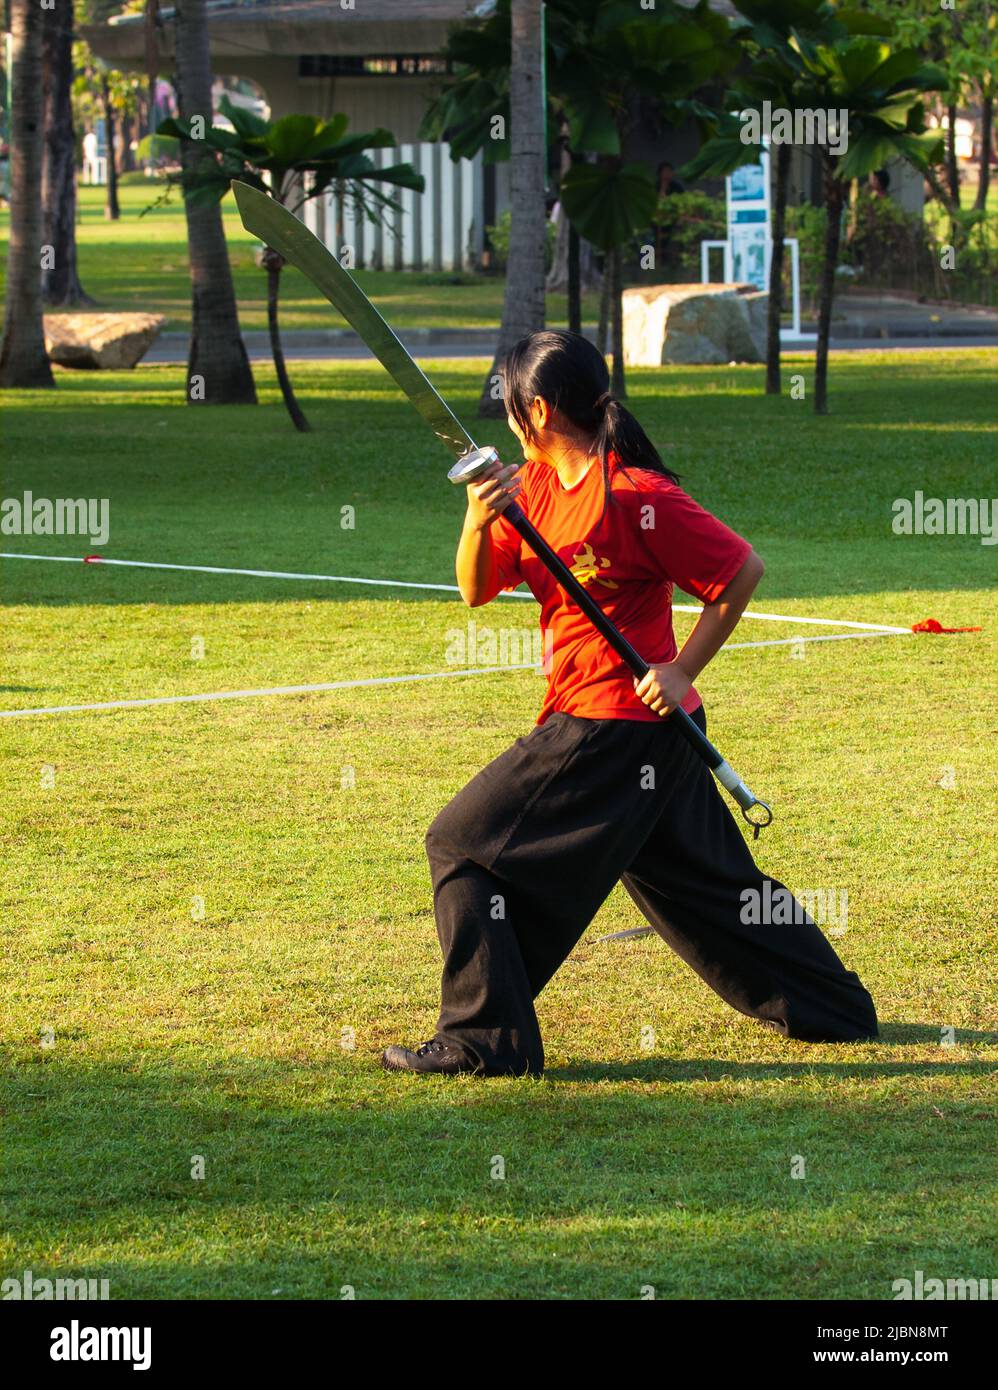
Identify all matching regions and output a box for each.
[383,331,877,1076]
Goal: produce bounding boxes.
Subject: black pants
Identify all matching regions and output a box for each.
[425,709,878,1075]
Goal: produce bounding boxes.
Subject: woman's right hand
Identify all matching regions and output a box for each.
[465,461,522,530]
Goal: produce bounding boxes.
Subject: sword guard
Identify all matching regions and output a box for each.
[447,446,500,486]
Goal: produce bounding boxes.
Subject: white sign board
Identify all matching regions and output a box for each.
[699,138,816,342]
[727,153,770,291]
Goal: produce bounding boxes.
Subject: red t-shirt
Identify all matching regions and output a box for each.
[489,455,751,725]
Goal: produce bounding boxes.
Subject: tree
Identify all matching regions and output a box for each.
[556,2,736,397]
[71,9,134,223]
[681,1,888,397]
[0,0,55,388]
[73,37,144,201]
[155,99,423,431]
[42,0,92,304]
[101,68,121,220]
[171,0,256,406]
[793,37,944,413]
[864,0,998,219]
[145,0,161,138]
[478,0,547,417]
[546,140,600,330]
[424,0,737,400]
[560,162,658,397]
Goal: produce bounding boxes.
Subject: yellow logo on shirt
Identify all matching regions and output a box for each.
[570,542,618,590]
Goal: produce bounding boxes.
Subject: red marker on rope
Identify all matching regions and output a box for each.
[911,618,982,634]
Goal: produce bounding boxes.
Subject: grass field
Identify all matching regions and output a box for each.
[0,179,601,334]
[2,351,997,1300]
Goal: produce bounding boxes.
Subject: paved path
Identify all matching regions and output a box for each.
[143,291,997,364]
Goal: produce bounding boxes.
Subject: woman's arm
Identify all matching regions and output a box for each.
[456,462,522,607]
[634,550,765,715]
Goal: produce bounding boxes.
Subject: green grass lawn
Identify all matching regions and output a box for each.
[2,351,997,1300]
[0,179,600,333]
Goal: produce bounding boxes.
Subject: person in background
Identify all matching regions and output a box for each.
[657,160,686,197]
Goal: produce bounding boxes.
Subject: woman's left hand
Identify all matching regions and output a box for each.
[633,661,692,717]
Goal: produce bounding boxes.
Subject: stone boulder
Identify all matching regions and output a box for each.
[622,283,768,366]
[44,313,165,370]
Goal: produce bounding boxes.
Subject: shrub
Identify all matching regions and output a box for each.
[645,190,726,281]
[486,209,557,272]
[784,202,826,309]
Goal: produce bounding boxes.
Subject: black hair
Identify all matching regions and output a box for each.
[502,330,679,520]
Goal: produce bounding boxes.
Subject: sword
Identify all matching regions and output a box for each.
[231,181,772,834]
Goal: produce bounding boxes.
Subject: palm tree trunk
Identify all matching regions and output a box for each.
[0,0,55,388]
[146,0,160,136]
[975,88,993,212]
[765,142,790,396]
[596,261,610,355]
[102,75,121,221]
[264,251,310,433]
[567,223,581,333]
[609,244,626,398]
[478,0,546,418]
[173,0,256,404]
[814,158,844,417]
[42,0,92,305]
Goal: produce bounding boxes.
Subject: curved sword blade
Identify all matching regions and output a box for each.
[232,180,478,460]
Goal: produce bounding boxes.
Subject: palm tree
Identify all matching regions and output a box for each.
[172,0,257,405]
[560,161,659,398]
[793,38,944,413]
[556,3,736,398]
[478,0,547,418]
[425,0,737,400]
[155,99,424,431]
[0,0,55,388]
[681,0,885,396]
[42,0,92,305]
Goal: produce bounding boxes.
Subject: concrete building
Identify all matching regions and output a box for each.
[86,0,495,270]
[85,0,924,273]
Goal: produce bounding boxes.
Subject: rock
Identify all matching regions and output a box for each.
[622,283,768,366]
[44,313,165,370]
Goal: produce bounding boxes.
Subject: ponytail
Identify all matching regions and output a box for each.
[594,390,679,487]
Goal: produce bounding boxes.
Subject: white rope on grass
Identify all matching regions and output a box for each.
[0,551,463,595]
[0,551,910,633]
[724,629,911,652]
[0,665,538,721]
[0,628,912,721]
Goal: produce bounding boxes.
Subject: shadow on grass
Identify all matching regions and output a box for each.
[5,1050,997,1298]
[548,1023,998,1083]
[7,1050,998,1301]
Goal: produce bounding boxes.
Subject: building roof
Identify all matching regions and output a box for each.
[87,1,485,64]
[86,0,740,67]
